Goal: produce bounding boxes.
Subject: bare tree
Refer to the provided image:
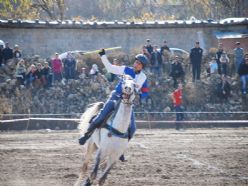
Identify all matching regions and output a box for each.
[32,0,65,20]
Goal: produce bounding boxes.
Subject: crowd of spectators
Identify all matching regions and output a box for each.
[0,39,247,99]
[0,39,247,130]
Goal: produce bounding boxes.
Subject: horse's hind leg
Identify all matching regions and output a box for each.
[83,149,101,186]
[98,157,116,186]
[80,143,97,178]
[74,143,97,186]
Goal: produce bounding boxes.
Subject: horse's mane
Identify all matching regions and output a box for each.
[78,102,104,134]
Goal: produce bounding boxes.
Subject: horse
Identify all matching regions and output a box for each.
[75,75,136,186]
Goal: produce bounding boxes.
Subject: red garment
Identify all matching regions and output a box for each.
[51,58,62,73]
[173,89,182,106]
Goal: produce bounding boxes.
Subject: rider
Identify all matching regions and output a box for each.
[79,49,149,145]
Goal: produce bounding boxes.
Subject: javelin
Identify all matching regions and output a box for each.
[82,46,122,55]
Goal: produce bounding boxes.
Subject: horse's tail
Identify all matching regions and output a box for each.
[78,102,104,134]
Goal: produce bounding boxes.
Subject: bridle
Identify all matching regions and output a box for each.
[121,76,135,105]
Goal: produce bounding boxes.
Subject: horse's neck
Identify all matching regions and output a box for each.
[111,102,132,133]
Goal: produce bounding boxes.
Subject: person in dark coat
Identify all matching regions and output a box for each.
[2,42,13,64]
[64,52,76,79]
[169,56,184,88]
[238,57,248,94]
[145,39,153,55]
[215,43,224,75]
[150,45,163,78]
[190,41,203,82]
[42,62,53,88]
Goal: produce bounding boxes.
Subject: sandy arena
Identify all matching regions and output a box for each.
[0,128,248,186]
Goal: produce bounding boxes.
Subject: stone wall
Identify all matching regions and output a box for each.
[0,19,247,57]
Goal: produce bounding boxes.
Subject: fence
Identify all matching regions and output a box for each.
[0,111,248,131]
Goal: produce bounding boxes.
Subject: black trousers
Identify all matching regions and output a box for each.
[192,62,201,81]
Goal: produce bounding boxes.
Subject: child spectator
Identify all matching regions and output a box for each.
[25,64,37,88]
[171,83,184,131]
[208,57,218,75]
[15,59,26,86]
[13,44,22,59]
[220,52,229,75]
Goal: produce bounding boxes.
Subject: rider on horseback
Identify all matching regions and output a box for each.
[78,49,149,145]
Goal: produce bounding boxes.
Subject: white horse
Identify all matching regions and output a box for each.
[75,75,136,186]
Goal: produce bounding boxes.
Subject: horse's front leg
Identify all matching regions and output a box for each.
[90,149,101,180]
[98,157,116,186]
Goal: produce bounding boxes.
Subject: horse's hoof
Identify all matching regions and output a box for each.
[83,178,92,186]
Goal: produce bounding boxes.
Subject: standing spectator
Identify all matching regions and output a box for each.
[190,41,203,82]
[15,59,26,86]
[51,53,63,82]
[209,57,218,75]
[220,52,229,75]
[42,62,52,88]
[64,52,76,79]
[171,83,184,130]
[215,43,224,75]
[169,56,184,88]
[142,46,151,72]
[13,44,22,59]
[2,42,13,64]
[238,57,248,94]
[150,45,163,78]
[145,39,153,55]
[234,41,244,74]
[160,40,170,54]
[217,75,231,102]
[142,45,151,62]
[160,40,170,75]
[0,44,3,67]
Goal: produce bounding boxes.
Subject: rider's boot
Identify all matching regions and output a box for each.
[79,100,115,145]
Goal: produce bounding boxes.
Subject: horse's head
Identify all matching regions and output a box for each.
[121,75,136,104]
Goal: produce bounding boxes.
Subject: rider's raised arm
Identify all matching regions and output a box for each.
[101,55,125,75]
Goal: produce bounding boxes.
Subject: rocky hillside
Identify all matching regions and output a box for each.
[0,54,247,121]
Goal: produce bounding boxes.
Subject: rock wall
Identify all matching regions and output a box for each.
[1,57,248,122]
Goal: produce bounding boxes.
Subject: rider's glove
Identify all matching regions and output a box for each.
[98,49,105,56]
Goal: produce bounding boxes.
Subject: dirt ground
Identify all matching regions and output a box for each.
[0,128,248,186]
